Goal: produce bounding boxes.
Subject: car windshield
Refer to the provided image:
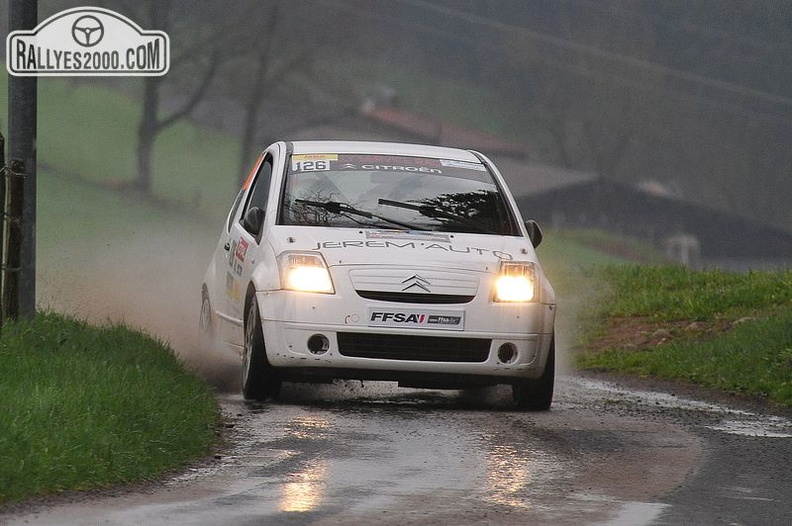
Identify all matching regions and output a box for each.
[279,153,519,235]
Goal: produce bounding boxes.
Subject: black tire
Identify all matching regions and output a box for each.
[512,338,555,411]
[242,297,281,401]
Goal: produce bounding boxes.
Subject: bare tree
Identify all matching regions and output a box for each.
[231,1,359,181]
[501,1,663,181]
[133,1,229,194]
[236,1,296,178]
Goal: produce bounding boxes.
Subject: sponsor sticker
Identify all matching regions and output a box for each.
[311,239,513,260]
[291,155,338,173]
[225,272,241,302]
[234,238,249,262]
[292,159,330,172]
[7,6,169,76]
[440,159,487,171]
[292,154,339,161]
[344,155,443,168]
[368,308,464,330]
[365,230,451,243]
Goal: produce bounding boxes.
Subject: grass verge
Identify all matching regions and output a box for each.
[576,265,792,406]
[0,73,241,224]
[0,313,219,506]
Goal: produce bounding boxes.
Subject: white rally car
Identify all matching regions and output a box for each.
[201,140,556,410]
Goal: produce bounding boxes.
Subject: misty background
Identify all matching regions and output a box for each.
[4,0,791,230]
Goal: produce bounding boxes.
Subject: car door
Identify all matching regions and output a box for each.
[223,152,274,347]
[211,154,262,348]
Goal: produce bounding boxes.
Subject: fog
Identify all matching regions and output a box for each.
[4,0,789,230]
[37,225,241,391]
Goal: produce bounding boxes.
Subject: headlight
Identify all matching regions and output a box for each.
[278,252,335,293]
[494,261,537,302]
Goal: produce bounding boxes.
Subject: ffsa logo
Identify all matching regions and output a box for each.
[370,312,427,324]
[6,7,169,76]
[368,309,465,330]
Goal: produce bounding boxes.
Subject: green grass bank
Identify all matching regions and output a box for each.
[0,313,219,505]
[576,265,792,406]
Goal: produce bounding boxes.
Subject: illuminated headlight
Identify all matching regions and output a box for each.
[278,252,335,293]
[494,262,537,302]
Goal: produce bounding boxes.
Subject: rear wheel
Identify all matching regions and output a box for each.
[512,337,555,411]
[242,297,281,401]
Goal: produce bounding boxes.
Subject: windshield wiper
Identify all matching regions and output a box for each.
[295,199,425,231]
[377,198,495,234]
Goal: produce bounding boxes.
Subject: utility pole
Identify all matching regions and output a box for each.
[8,0,37,318]
[0,134,5,330]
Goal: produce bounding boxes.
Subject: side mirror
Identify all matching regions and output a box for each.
[242,207,265,236]
[524,220,543,248]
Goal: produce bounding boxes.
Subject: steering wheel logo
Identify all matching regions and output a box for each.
[71,15,104,47]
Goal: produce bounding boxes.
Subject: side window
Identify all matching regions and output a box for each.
[226,189,244,232]
[242,155,273,217]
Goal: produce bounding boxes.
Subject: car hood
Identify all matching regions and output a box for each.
[269,226,537,273]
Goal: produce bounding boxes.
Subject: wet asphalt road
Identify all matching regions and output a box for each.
[5,373,791,525]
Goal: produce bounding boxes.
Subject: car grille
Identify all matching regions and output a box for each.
[348,269,480,302]
[355,290,475,304]
[337,332,491,363]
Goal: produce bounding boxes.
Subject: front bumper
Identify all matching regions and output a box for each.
[255,273,555,385]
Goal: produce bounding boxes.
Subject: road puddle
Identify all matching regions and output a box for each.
[566,377,792,438]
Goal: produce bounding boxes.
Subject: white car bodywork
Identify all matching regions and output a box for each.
[201,140,556,409]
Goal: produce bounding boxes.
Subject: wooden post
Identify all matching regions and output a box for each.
[4,159,24,322]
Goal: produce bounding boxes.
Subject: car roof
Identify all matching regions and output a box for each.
[288,140,483,163]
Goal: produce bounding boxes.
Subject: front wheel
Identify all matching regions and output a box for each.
[242,297,281,401]
[512,337,555,411]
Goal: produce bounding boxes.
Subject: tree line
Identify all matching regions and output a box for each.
[24,0,792,233]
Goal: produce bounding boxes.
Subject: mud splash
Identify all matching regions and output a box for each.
[37,225,240,391]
